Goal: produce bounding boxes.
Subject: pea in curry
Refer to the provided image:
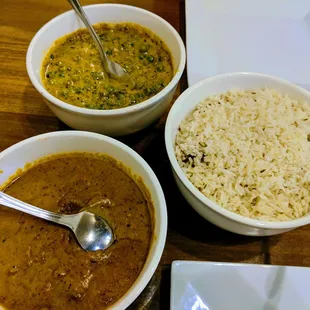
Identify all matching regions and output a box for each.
[0,153,153,310]
[41,23,174,110]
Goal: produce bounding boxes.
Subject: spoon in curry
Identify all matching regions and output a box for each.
[67,0,134,85]
[0,191,114,252]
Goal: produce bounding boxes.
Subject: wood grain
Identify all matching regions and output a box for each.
[268,225,310,267]
[0,0,308,309]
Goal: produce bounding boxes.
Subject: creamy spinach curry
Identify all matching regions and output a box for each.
[0,153,153,310]
[41,23,173,110]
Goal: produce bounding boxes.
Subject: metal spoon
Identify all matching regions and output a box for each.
[67,0,133,84]
[0,191,114,252]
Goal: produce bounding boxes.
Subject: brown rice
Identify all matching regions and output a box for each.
[175,88,310,221]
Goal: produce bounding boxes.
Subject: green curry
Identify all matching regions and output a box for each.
[41,23,173,110]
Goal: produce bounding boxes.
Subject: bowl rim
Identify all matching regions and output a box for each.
[0,130,168,310]
[165,71,310,230]
[26,3,186,116]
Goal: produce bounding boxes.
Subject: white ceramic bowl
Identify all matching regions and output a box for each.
[0,131,167,309]
[165,72,310,236]
[26,4,186,136]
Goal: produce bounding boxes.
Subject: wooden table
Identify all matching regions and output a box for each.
[1,0,310,308]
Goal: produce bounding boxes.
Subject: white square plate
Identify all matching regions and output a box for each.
[171,261,310,310]
[185,0,310,90]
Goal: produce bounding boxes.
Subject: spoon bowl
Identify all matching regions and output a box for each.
[0,191,115,252]
[67,0,133,85]
[74,211,114,251]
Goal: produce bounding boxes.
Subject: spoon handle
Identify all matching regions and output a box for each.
[0,191,74,229]
[67,0,108,67]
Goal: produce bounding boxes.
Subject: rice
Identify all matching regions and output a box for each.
[175,88,310,221]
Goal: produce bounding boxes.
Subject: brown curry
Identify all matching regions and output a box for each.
[0,153,153,310]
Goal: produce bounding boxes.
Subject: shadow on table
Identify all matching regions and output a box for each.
[128,266,162,310]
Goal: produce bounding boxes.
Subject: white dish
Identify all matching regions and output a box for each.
[0,131,167,310]
[171,261,310,310]
[26,4,186,136]
[165,72,310,236]
[185,0,310,89]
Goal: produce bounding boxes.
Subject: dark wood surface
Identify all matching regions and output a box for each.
[1,0,310,308]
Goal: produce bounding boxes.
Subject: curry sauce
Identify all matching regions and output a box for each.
[0,153,153,309]
[41,23,173,110]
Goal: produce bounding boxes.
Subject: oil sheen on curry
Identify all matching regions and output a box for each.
[0,153,153,310]
[41,22,174,110]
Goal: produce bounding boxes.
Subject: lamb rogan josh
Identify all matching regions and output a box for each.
[41,22,174,110]
[0,153,153,310]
